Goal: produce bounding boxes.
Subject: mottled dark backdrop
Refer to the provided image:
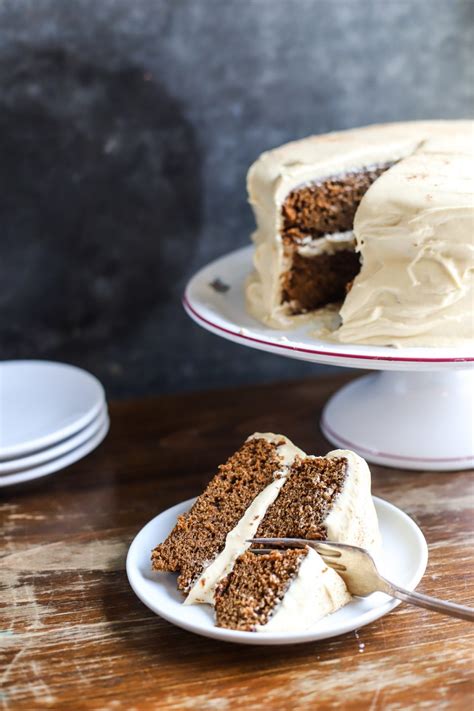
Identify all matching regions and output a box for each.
[0,0,472,397]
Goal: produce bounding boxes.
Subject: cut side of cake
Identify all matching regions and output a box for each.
[246,120,474,346]
[280,164,392,312]
[152,433,380,632]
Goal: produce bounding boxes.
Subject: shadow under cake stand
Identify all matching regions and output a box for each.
[183,246,474,471]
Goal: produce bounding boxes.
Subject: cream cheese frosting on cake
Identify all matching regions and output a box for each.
[246,120,474,346]
[338,142,474,345]
[152,433,380,632]
[322,449,380,551]
[255,547,351,633]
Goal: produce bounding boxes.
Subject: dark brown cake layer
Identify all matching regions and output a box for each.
[257,456,348,541]
[214,549,307,631]
[151,437,285,593]
[281,250,361,313]
[281,164,392,242]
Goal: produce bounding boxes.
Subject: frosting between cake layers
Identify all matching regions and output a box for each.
[295,230,355,258]
[246,120,474,346]
[256,547,351,633]
[184,433,304,605]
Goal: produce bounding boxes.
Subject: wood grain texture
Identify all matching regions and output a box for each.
[1,374,473,710]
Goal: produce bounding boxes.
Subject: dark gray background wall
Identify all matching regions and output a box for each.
[0,0,472,398]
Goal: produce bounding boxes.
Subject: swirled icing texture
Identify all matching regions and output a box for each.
[246,121,474,346]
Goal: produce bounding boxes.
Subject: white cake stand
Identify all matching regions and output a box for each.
[183,246,474,471]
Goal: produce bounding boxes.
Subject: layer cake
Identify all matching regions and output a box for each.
[246,120,474,346]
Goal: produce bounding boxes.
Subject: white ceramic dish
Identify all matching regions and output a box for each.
[183,247,474,470]
[0,415,110,487]
[0,360,105,460]
[126,496,428,646]
[0,405,108,474]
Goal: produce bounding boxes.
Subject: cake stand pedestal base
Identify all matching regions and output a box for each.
[321,370,474,471]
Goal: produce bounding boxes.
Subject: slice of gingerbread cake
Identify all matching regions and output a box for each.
[152,432,379,632]
[151,433,304,595]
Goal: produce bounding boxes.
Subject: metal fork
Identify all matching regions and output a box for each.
[249,538,474,622]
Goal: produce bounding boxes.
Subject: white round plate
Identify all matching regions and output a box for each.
[0,405,108,474]
[126,496,428,646]
[0,415,110,487]
[183,246,473,371]
[0,360,105,460]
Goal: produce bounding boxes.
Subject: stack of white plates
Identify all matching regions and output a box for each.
[0,361,109,487]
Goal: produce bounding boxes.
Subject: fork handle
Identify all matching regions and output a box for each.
[384,581,474,621]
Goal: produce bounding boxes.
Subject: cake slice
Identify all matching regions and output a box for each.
[152,432,380,626]
[214,547,351,632]
[183,444,379,605]
[151,433,304,595]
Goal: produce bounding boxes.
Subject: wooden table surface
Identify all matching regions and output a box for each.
[1,373,473,710]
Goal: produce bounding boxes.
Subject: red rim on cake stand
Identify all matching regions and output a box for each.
[183,246,474,471]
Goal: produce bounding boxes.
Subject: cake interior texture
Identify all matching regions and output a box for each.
[214,548,307,631]
[257,455,348,540]
[280,164,392,313]
[151,437,284,593]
